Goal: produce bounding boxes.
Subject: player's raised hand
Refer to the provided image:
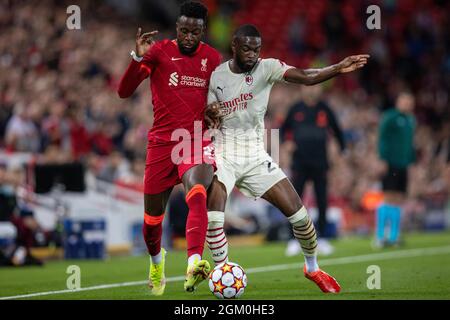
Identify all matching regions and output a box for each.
[136,27,158,57]
[338,54,370,73]
[205,102,223,129]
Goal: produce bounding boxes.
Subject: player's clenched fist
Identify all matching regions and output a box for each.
[205,102,223,129]
[136,27,158,58]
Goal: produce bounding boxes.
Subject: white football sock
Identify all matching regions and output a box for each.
[304,255,319,273]
[188,253,201,267]
[207,211,228,265]
[287,207,319,272]
[151,251,162,265]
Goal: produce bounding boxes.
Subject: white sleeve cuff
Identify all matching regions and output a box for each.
[130,50,143,62]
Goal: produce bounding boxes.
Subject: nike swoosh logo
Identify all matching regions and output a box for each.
[171,57,183,61]
[187,227,199,233]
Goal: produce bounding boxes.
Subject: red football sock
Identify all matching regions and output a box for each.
[185,184,208,258]
[142,213,164,256]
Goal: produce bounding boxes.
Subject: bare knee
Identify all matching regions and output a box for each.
[183,164,214,191]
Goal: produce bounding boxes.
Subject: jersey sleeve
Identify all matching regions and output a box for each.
[117,59,151,98]
[264,58,295,84]
[207,73,218,104]
[117,42,163,98]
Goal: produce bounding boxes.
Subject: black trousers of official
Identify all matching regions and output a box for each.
[292,165,328,238]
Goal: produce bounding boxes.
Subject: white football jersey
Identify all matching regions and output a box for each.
[207,58,293,160]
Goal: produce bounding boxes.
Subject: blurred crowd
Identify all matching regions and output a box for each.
[0,163,59,265]
[0,0,449,239]
[0,0,155,190]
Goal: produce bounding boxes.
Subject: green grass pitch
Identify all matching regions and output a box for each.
[1,231,450,300]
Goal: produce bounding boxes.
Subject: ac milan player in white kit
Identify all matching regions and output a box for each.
[204,24,369,293]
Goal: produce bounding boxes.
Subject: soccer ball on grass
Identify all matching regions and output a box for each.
[208,261,247,299]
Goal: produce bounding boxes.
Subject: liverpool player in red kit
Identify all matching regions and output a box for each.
[118,1,221,295]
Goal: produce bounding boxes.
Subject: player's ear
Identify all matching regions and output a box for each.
[231,37,237,54]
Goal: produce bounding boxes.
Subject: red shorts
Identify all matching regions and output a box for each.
[144,138,216,195]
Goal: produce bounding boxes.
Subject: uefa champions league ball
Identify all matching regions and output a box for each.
[208,261,247,299]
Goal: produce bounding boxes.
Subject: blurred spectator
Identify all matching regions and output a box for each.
[209,3,234,52]
[375,92,416,248]
[5,101,40,153]
[97,150,131,183]
[288,16,306,55]
[0,164,44,266]
[67,106,91,160]
[323,1,345,51]
[281,85,345,256]
[41,100,71,153]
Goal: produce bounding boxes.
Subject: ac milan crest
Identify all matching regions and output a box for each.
[245,74,253,85]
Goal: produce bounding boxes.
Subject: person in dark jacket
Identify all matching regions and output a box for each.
[281,85,345,256]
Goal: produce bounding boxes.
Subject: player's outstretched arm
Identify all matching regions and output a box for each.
[117,28,158,98]
[283,54,370,86]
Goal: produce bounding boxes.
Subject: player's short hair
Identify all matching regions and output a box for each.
[233,24,261,38]
[179,1,208,22]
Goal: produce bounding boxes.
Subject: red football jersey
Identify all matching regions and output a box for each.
[119,40,221,143]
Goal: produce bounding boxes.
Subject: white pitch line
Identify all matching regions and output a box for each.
[0,276,186,300]
[1,245,450,300]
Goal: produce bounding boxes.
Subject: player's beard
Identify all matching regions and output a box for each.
[178,41,199,55]
[235,55,255,73]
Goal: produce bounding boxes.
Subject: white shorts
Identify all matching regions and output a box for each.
[215,150,287,199]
